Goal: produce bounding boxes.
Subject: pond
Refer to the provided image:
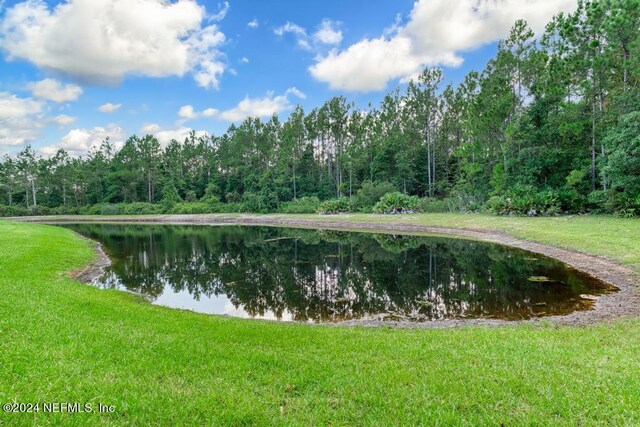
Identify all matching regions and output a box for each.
[65,224,615,323]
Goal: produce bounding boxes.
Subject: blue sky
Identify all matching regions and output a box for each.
[0,0,577,156]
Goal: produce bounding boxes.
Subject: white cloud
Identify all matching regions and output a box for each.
[0,92,42,120]
[202,108,218,117]
[177,105,219,121]
[309,37,436,92]
[140,123,161,134]
[310,0,576,92]
[140,123,208,146]
[0,0,228,89]
[52,114,76,127]
[313,19,342,45]
[40,124,125,156]
[98,103,122,113]
[28,78,82,102]
[0,92,45,146]
[247,18,258,29]
[274,22,306,37]
[241,57,249,64]
[155,127,208,146]
[218,87,305,122]
[285,87,306,100]
[274,22,311,50]
[210,1,229,21]
[178,105,198,120]
[177,88,306,123]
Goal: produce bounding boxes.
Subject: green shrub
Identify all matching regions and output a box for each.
[225,192,241,203]
[185,191,198,203]
[487,186,561,216]
[161,181,182,209]
[586,190,611,213]
[318,197,350,215]
[350,181,396,212]
[443,189,485,213]
[555,188,586,213]
[0,205,29,217]
[50,205,80,215]
[418,197,448,213]
[240,193,269,213]
[121,203,162,215]
[280,197,320,214]
[99,204,124,215]
[217,203,242,213]
[171,202,214,214]
[373,192,420,214]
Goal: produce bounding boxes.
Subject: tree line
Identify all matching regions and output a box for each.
[1,0,639,217]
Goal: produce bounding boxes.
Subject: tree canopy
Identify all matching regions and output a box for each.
[1,0,639,217]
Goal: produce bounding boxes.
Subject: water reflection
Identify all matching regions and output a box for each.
[65,224,614,322]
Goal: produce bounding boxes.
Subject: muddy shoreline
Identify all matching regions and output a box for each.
[14,214,640,328]
[68,232,111,284]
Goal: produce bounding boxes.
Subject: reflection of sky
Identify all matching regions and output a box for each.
[76,223,612,322]
[153,288,295,322]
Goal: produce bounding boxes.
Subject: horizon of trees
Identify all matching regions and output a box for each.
[1,0,639,216]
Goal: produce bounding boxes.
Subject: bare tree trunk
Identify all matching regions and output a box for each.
[598,90,606,191]
[426,131,432,197]
[432,137,436,197]
[292,163,297,199]
[31,178,36,207]
[591,97,597,191]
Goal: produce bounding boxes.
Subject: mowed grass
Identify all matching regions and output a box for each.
[0,219,639,426]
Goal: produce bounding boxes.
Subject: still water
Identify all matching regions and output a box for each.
[65,224,614,322]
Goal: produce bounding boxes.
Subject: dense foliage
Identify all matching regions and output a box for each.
[1,0,639,216]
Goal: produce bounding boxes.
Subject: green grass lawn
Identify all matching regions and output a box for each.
[1,217,639,425]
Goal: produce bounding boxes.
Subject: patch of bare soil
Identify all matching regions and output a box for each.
[68,234,110,284]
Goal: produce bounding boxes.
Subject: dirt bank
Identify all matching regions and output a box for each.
[14,214,640,328]
[68,234,111,284]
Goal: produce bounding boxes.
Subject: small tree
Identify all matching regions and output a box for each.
[161,181,181,210]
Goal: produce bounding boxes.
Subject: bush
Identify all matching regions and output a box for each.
[317,197,350,215]
[0,205,29,217]
[555,188,586,213]
[99,204,124,215]
[418,197,448,213]
[280,197,320,214]
[161,181,182,209]
[216,203,242,213]
[171,202,214,215]
[373,192,421,214]
[121,202,162,215]
[184,191,198,203]
[50,205,81,216]
[240,192,269,213]
[443,189,485,213]
[487,186,561,216]
[350,182,396,212]
[225,192,241,203]
[586,190,610,213]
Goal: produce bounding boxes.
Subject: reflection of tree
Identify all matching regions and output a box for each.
[67,224,609,322]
